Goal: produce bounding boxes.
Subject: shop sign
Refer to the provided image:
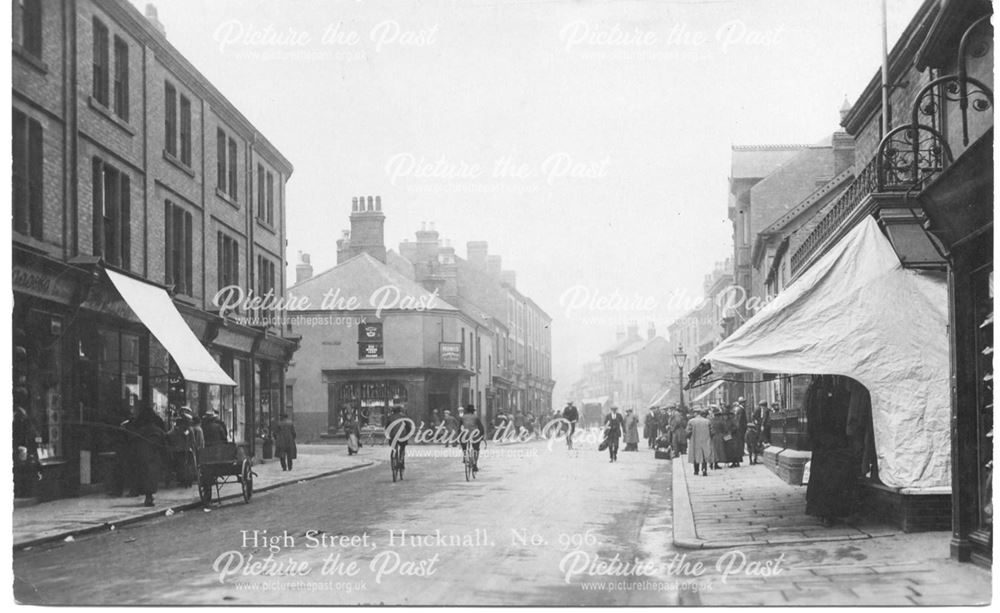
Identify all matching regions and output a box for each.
[439,342,462,365]
[13,265,76,304]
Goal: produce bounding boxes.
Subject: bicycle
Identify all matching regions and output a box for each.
[462,444,479,481]
[390,444,405,482]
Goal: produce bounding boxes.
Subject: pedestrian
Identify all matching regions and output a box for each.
[643,411,655,449]
[745,419,760,465]
[710,408,727,469]
[166,407,197,487]
[442,408,459,447]
[201,409,228,446]
[131,404,167,507]
[273,413,297,471]
[686,409,712,476]
[723,408,743,467]
[189,409,205,455]
[669,408,688,458]
[13,399,39,498]
[603,406,625,462]
[623,409,640,451]
[344,410,361,455]
[805,376,858,527]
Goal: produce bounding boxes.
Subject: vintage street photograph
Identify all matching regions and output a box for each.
[8,0,994,606]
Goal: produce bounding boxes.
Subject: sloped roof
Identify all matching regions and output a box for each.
[761,168,854,236]
[287,251,458,312]
[730,144,813,179]
[618,335,667,357]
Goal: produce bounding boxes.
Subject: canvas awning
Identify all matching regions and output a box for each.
[691,380,725,403]
[703,217,950,489]
[647,388,671,407]
[106,269,236,386]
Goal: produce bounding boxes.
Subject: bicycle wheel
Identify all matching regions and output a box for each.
[399,446,405,481]
[471,449,478,479]
[464,449,471,482]
[391,448,399,483]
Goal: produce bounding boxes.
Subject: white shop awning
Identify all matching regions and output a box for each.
[691,380,725,403]
[703,217,950,489]
[646,388,671,407]
[106,269,236,386]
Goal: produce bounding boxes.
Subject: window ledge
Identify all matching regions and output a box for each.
[172,292,198,307]
[13,44,47,74]
[88,96,135,136]
[163,150,195,177]
[256,218,277,234]
[216,187,239,209]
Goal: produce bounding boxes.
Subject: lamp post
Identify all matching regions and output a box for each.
[672,344,687,411]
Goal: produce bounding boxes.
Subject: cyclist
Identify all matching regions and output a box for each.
[384,405,414,469]
[458,405,486,473]
[562,401,579,450]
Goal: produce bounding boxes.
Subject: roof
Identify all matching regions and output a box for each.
[617,335,666,357]
[730,145,813,180]
[760,168,854,235]
[288,252,458,313]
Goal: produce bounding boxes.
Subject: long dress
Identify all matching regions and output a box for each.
[710,415,728,465]
[624,414,640,450]
[806,377,857,519]
[724,414,744,463]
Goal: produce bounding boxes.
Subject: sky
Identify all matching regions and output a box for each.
[133,0,925,404]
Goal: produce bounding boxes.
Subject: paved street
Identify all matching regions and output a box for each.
[13,436,991,606]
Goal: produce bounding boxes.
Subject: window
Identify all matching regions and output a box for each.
[179,96,191,165]
[164,83,176,156]
[91,158,131,268]
[12,109,43,240]
[113,37,128,120]
[266,171,275,225]
[228,138,238,198]
[217,232,239,291]
[216,128,226,192]
[164,201,193,295]
[257,165,275,225]
[92,19,109,106]
[256,255,275,297]
[19,0,42,58]
[358,322,384,360]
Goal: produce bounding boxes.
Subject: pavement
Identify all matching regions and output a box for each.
[668,454,992,605]
[13,443,375,550]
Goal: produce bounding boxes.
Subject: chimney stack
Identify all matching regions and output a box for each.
[832,131,856,176]
[647,322,656,341]
[467,241,489,267]
[295,252,314,284]
[500,270,516,289]
[348,195,386,263]
[144,3,166,37]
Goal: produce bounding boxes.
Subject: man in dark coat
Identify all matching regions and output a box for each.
[273,413,297,471]
[603,406,625,462]
[562,402,579,450]
[710,409,728,469]
[201,410,228,446]
[131,405,167,507]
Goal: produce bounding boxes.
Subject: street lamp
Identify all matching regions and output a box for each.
[672,344,687,411]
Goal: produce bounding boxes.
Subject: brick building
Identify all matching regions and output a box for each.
[12,0,296,499]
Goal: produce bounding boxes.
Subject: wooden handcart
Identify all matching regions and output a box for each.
[197,442,255,504]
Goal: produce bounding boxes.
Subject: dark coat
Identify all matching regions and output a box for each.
[202,416,228,445]
[131,411,167,495]
[604,412,625,440]
[273,419,297,459]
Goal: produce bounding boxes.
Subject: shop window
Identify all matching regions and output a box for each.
[12,109,43,240]
[14,310,63,460]
[974,267,993,530]
[338,381,407,428]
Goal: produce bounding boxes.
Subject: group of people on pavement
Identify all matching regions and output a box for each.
[111,402,229,507]
[108,402,301,507]
[684,397,771,476]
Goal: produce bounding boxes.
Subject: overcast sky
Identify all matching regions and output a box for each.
[134,0,924,403]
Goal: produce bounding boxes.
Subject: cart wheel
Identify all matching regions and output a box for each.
[199,479,213,505]
[241,460,253,503]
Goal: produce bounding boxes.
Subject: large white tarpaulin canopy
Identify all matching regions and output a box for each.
[704,217,950,489]
[106,269,236,386]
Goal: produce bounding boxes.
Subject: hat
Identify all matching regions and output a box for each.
[625,408,633,413]
[610,405,620,411]
[737,396,746,403]
[759,400,768,406]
